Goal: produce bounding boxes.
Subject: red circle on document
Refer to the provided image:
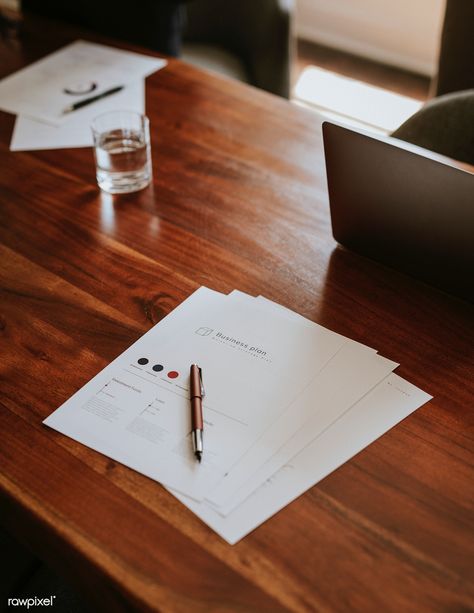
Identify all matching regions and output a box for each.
[167,371,179,379]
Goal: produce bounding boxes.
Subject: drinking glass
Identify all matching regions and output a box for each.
[91,111,152,194]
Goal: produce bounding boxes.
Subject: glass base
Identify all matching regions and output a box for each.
[96,169,151,194]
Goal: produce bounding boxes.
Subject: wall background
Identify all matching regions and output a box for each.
[295,0,446,76]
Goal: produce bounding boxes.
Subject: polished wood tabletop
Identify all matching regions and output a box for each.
[1,14,473,613]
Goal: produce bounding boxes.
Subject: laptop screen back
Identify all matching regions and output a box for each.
[322,121,474,302]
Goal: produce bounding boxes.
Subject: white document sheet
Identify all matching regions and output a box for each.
[208,345,398,514]
[172,373,432,544]
[204,291,394,512]
[44,286,347,501]
[10,80,146,151]
[0,40,166,125]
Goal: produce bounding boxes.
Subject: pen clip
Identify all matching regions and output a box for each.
[198,367,205,398]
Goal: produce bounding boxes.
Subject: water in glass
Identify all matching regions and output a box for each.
[94,128,151,194]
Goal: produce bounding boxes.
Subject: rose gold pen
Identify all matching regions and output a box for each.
[189,364,204,462]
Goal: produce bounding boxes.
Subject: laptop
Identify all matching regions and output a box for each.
[322,121,474,302]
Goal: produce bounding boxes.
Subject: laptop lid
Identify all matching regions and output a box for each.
[322,121,474,302]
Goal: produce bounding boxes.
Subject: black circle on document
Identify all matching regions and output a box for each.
[152,364,164,372]
[63,81,98,95]
[137,358,149,365]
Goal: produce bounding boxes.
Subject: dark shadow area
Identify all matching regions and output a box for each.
[0,527,93,613]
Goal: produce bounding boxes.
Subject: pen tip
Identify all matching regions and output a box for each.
[196,452,202,463]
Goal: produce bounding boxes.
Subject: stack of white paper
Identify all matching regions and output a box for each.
[0,40,167,151]
[44,287,432,544]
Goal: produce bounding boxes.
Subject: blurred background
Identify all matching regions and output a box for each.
[1,0,470,140]
[0,0,446,136]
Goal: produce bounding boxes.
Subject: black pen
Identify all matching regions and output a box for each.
[189,364,204,462]
[61,85,124,115]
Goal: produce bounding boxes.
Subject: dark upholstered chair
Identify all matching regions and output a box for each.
[183,0,294,98]
[392,89,474,165]
[392,0,474,165]
[430,0,474,98]
[22,0,189,56]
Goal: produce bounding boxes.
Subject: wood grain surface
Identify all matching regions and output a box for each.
[0,14,473,613]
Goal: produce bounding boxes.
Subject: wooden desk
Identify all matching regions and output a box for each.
[1,15,473,613]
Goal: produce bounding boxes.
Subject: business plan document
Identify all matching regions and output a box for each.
[10,80,146,151]
[206,292,398,512]
[172,373,432,544]
[0,40,166,125]
[44,287,347,500]
[208,344,398,514]
[43,286,432,543]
